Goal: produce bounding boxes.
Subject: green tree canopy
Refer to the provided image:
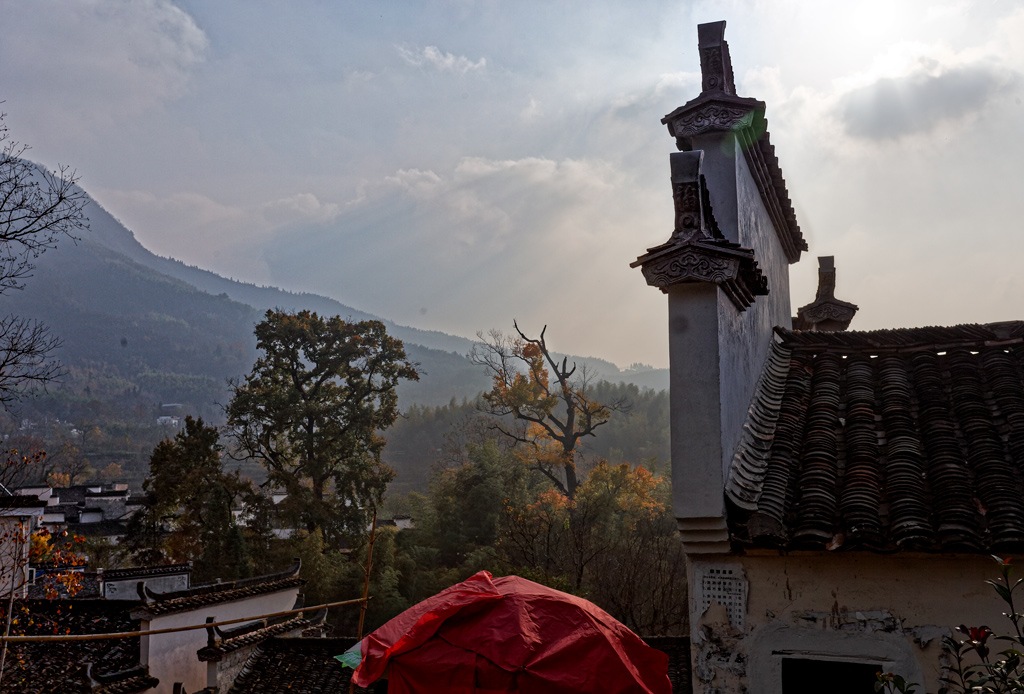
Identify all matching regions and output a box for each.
[226,310,418,543]
[125,416,258,581]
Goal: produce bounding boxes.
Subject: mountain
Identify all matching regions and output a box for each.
[85,199,478,356]
[80,190,668,391]
[0,176,666,421]
[0,171,666,492]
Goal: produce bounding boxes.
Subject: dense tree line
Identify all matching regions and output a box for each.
[113,313,683,638]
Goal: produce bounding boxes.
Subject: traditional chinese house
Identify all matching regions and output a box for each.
[634,21,1020,694]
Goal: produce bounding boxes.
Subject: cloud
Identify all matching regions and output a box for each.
[397,45,486,74]
[384,169,444,198]
[262,193,340,226]
[520,96,542,122]
[259,154,667,366]
[0,0,208,125]
[836,61,1014,139]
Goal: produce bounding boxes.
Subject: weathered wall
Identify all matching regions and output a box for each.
[689,553,1007,694]
[103,573,189,599]
[0,514,36,598]
[668,282,725,521]
[668,135,795,528]
[141,587,300,694]
[717,136,793,483]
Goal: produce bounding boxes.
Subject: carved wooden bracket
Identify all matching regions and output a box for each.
[632,151,768,311]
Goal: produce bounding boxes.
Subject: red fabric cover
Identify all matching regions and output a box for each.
[352,571,671,694]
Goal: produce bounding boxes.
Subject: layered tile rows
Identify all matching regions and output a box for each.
[727,324,1024,552]
[1,600,151,694]
[138,560,303,617]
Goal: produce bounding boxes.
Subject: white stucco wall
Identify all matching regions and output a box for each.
[141,586,300,694]
[668,132,797,528]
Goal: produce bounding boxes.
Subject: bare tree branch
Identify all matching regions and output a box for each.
[470,322,631,499]
[0,111,88,408]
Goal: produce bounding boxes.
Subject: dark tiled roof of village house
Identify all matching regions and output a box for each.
[133,561,303,617]
[726,321,1024,553]
[225,637,379,694]
[27,568,101,599]
[101,563,191,581]
[0,599,154,694]
[197,612,322,661]
[0,494,47,509]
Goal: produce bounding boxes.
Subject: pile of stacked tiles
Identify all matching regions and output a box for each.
[877,356,934,547]
[839,356,883,546]
[947,349,1024,548]
[793,352,842,545]
[909,351,980,549]
[982,349,1024,478]
[753,355,812,538]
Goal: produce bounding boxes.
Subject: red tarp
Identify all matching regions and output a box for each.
[352,570,671,694]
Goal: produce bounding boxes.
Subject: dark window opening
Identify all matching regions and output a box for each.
[782,657,881,694]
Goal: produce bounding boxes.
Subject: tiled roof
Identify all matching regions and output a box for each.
[0,599,153,694]
[726,322,1024,552]
[637,637,692,694]
[26,569,101,599]
[0,494,47,509]
[225,637,378,694]
[93,673,159,694]
[69,519,129,537]
[101,563,191,581]
[133,561,303,618]
[197,614,321,661]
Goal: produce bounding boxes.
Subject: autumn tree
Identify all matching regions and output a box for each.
[226,310,419,544]
[125,416,258,580]
[500,461,687,635]
[471,322,628,499]
[0,110,88,407]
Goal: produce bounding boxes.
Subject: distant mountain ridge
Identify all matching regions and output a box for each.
[82,189,668,390]
[84,198,479,356]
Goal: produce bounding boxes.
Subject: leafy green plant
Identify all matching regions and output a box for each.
[940,557,1024,694]
[875,671,918,694]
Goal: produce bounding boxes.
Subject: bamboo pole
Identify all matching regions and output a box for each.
[0,596,367,643]
[350,507,378,694]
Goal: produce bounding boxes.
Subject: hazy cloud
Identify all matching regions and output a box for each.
[0,0,207,122]
[397,45,486,74]
[262,193,340,226]
[260,154,664,364]
[837,61,1013,139]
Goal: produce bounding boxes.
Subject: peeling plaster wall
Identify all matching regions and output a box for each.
[688,553,1007,694]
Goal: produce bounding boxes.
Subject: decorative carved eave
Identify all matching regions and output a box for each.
[631,150,768,311]
[795,256,859,331]
[661,20,807,264]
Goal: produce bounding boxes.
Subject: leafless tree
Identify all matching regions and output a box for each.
[470,321,630,498]
[0,110,88,408]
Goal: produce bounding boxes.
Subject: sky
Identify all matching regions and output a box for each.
[2,0,1023,369]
